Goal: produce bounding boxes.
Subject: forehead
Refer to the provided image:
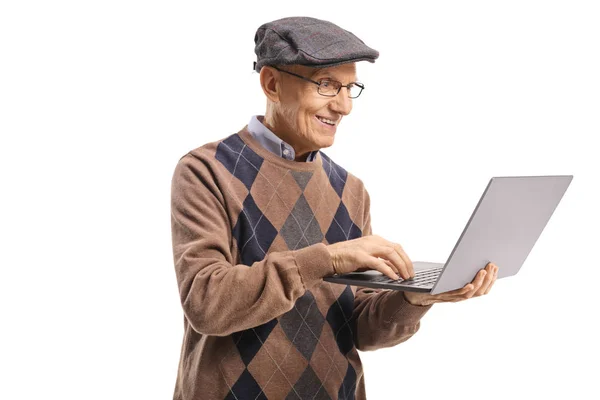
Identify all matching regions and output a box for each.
[299,64,358,81]
[314,66,357,81]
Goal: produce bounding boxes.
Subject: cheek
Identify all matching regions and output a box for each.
[303,101,331,120]
[295,96,331,132]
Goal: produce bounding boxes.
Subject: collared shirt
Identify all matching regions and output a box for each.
[247,115,319,162]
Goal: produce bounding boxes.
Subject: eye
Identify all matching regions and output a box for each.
[319,79,332,87]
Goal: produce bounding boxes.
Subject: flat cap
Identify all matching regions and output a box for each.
[253,16,379,73]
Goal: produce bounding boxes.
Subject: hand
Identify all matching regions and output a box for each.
[403,262,499,306]
[326,234,414,280]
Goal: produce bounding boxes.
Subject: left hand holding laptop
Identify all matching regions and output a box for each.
[402,262,499,306]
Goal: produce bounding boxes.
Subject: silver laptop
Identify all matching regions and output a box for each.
[324,175,573,295]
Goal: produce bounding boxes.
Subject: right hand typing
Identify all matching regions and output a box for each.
[326,234,415,281]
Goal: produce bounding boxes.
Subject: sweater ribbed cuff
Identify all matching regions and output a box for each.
[383,291,433,325]
[293,243,334,290]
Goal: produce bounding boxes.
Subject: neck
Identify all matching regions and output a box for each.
[260,114,313,161]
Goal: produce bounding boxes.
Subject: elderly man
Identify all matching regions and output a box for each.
[170,16,498,400]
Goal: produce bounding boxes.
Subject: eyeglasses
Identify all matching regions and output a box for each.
[271,66,365,99]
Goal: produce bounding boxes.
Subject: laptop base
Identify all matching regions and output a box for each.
[323,262,444,292]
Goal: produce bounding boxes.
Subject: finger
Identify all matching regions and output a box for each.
[422,270,491,303]
[370,236,412,279]
[379,253,402,276]
[392,242,415,278]
[474,267,496,296]
[376,244,410,280]
[483,265,499,295]
[431,283,474,303]
[382,259,400,277]
[450,284,478,301]
[372,257,400,280]
[471,269,487,288]
[443,283,474,297]
[463,270,487,298]
[441,269,491,301]
[477,263,497,295]
[473,263,495,296]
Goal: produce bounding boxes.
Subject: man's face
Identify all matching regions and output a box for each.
[275,62,357,152]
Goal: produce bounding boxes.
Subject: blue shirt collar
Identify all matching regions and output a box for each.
[247,115,318,162]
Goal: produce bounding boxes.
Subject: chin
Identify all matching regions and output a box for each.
[318,136,335,148]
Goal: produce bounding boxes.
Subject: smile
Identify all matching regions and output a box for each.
[316,116,336,126]
[315,116,338,132]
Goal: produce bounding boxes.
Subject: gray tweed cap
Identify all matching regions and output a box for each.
[253,16,379,73]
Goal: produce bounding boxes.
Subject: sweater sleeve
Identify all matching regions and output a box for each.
[352,186,433,351]
[171,153,334,337]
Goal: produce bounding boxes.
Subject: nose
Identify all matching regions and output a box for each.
[329,89,353,116]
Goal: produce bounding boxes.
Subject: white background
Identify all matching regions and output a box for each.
[1,1,598,399]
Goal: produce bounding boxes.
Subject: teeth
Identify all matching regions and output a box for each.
[317,116,336,126]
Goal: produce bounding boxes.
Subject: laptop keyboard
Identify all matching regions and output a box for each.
[370,267,443,288]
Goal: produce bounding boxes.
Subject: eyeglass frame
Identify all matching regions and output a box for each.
[270,65,365,99]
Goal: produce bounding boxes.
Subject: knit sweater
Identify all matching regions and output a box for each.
[170,125,433,400]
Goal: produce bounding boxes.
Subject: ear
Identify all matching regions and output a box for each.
[259,66,281,103]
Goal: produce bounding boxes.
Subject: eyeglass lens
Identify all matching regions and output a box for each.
[317,79,362,98]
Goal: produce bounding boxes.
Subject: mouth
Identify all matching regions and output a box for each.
[315,115,338,131]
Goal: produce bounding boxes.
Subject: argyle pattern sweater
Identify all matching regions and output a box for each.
[170,125,432,400]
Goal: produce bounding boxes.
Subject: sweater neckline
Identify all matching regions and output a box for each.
[237,125,323,172]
